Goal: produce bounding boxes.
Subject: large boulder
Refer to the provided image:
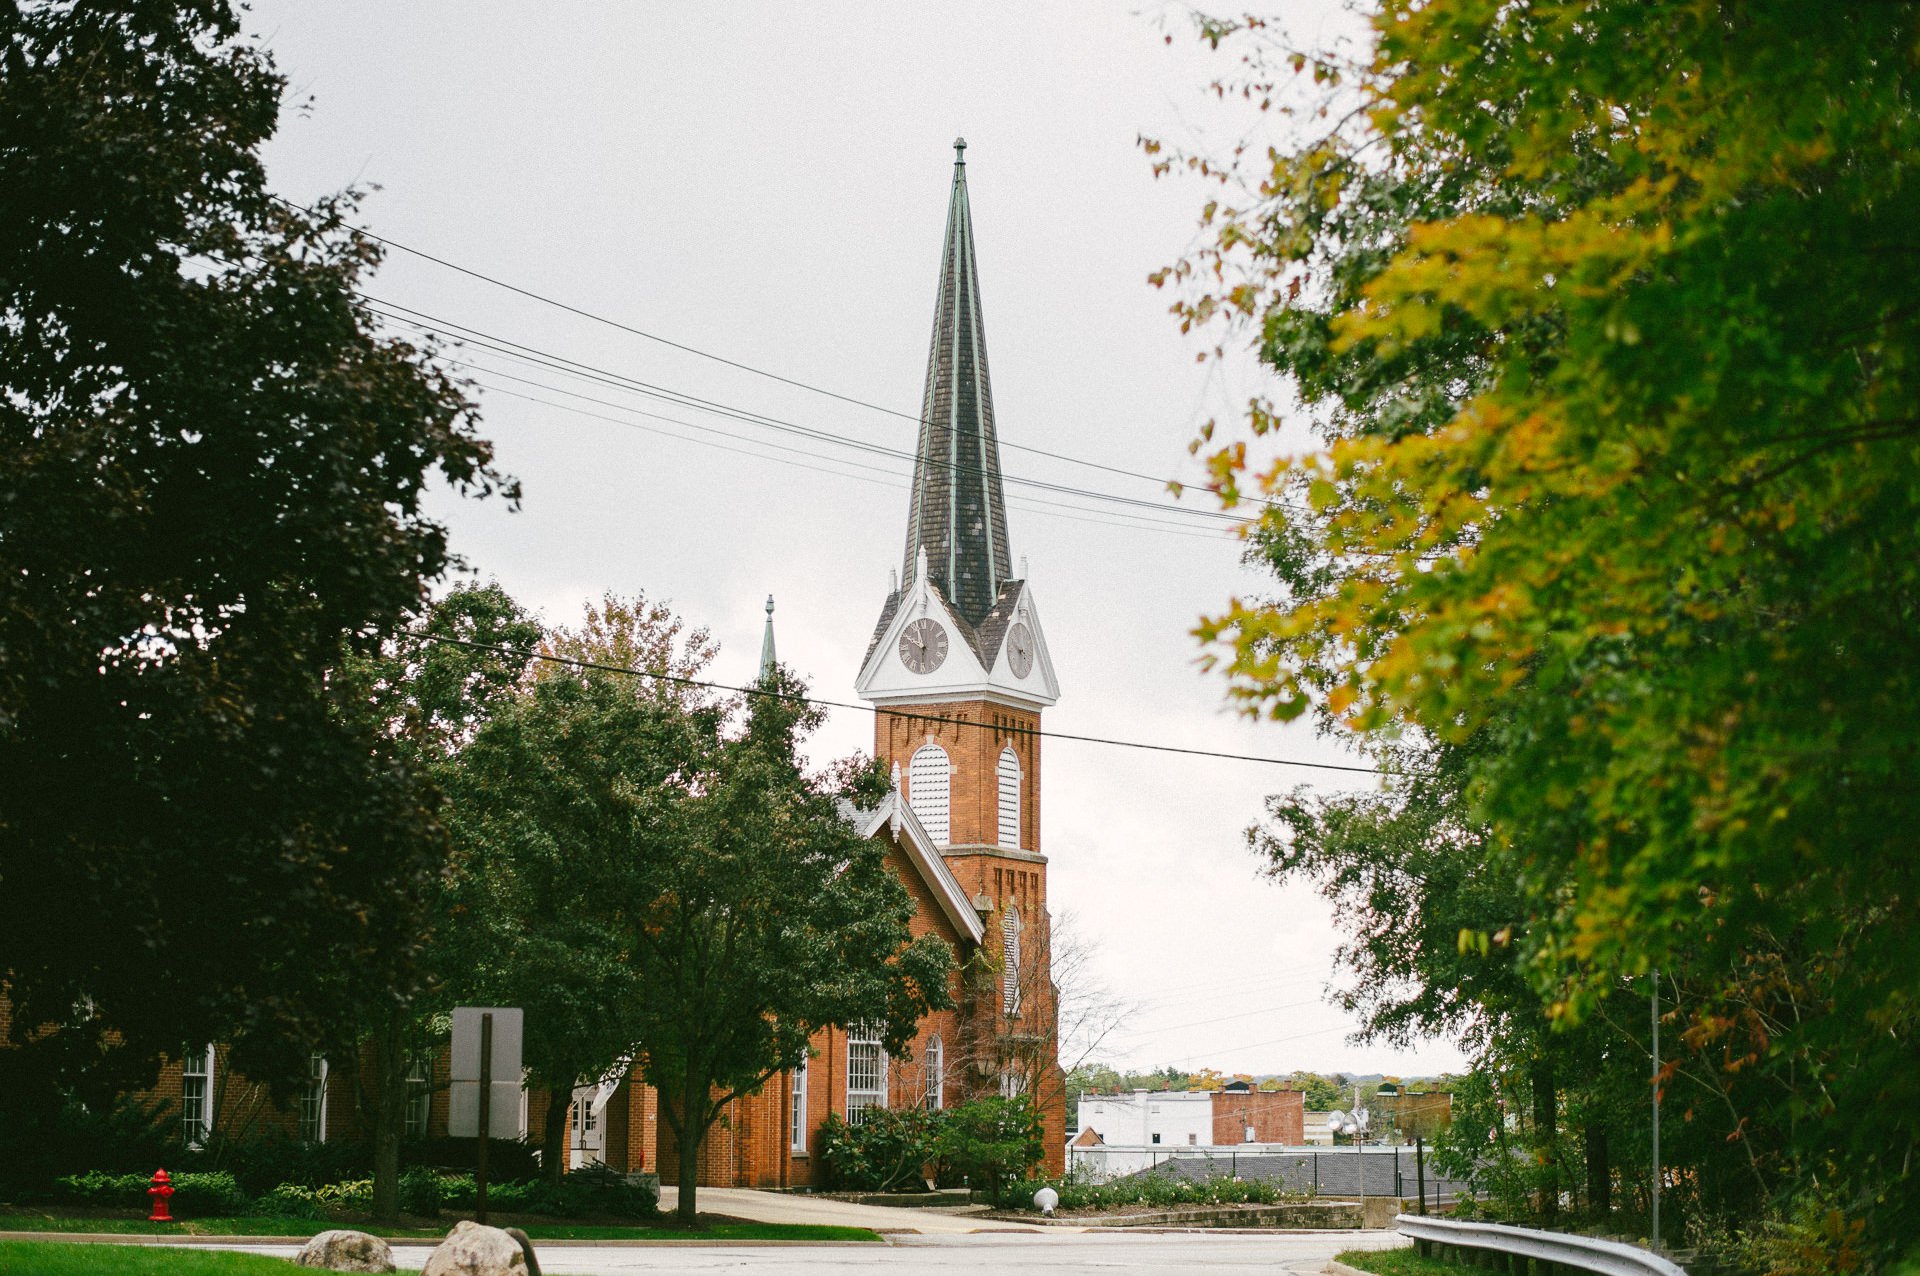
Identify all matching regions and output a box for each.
[420,1220,533,1276]
[293,1229,396,1273]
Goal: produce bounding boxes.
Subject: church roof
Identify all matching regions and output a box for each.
[901,138,1014,628]
[838,790,985,945]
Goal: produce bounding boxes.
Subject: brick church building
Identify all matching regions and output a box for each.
[4,141,1068,1188]
[615,135,1069,1185]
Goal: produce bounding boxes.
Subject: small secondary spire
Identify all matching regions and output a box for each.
[759,594,777,680]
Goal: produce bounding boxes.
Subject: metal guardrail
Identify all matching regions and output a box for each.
[1395,1213,1688,1276]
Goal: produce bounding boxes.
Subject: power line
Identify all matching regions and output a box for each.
[459,376,1235,543]
[361,295,1255,528]
[460,372,1235,540]
[407,632,1405,777]
[279,194,1285,507]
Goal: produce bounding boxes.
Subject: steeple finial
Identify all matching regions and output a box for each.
[758,594,777,681]
[900,140,1013,626]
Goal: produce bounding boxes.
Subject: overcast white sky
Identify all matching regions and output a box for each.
[247,0,1467,1080]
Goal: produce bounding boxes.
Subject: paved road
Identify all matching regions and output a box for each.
[189,1229,1409,1274]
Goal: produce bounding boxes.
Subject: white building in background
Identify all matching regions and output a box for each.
[1077,1089,1213,1148]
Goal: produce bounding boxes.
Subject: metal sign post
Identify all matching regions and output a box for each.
[449,1006,524,1226]
[477,1013,492,1224]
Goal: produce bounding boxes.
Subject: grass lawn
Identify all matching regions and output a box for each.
[0,1241,301,1274]
[0,1210,880,1244]
[1336,1248,1474,1274]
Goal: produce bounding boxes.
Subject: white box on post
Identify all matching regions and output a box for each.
[448,1006,524,1139]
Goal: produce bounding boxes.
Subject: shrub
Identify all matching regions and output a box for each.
[935,1097,1043,1207]
[1022,1171,1311,1213]
[192,1129,368,1196]
[398,1166,444,1217]
[251,1184,325,1220]
[818,1108,940,1192]
[436,1167,657,1219]
[52,1169,246,1216]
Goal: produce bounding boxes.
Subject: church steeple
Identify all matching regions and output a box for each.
[759,594,777,680]
[902,137,1014,627]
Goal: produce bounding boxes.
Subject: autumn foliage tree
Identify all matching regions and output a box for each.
[1161,2,1920,1266]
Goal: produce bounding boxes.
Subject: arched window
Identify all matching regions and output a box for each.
[996,746,1021,849]
[1002,905,1023,1016]
[924,1034,945,1110]
[907,742,950,844]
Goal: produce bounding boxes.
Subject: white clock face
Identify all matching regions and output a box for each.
[899,618,949,674]
[1006,622,1034,678]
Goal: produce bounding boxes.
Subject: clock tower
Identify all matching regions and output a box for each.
[854,141,1063,1164]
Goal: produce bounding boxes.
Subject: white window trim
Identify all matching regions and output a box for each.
[846,1022,888,1124]
[181,1044,214,1149]
[791,1055,809,1154]
[924,1034,944,1111]
[299,1054,329,1144]
[404,1055,432,1138]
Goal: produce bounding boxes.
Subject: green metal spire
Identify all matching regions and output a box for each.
[901,137,1014,626]
[759,594,777,681]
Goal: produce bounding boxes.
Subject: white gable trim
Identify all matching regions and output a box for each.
[858,577,1060,709]
[855,793,984,946]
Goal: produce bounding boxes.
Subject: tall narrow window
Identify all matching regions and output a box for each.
[1002,905,1023,1016]
[907,743,950,844]
[404,1055,432,1138]
[298,1054,329,1143]
[997,746,1021,848]
[790,1055,809,1153]
[924,1035,944,1110]
[846,1021,888,1124]
[180,1045,213,1147]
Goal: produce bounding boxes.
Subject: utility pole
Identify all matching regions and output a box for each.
[1651,969,1661,1256]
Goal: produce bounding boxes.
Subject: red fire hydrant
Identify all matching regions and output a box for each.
[147,1168,175,1223]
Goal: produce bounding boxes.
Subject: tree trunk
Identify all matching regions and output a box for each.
[674,1088,704,1227]
[1530,1057,1558,1222]
[1585,1123,1611,1217]
[369,1007,408,1220]
[543,1086,572,1188]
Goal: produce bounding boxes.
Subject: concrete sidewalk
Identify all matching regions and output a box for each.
[663,1186,1059,1235]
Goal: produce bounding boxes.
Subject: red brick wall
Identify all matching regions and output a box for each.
[1211,1088,1305,1145]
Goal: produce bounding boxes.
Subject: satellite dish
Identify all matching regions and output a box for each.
[1328,1109,1349,1133]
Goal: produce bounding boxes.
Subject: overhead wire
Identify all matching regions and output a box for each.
[358,294,1258,529]
[279,194,1290,510]
[454,366,1236,541]
[466,377,1232,542]
[407,632,1411,778]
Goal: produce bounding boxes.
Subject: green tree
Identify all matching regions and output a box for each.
[935,1097,1044,1207]
[1161,1,1920,1264]
[336,582,542,1216]
[0,0,507,1098]
[632,665,956,1226]
[440,594,714,1186]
